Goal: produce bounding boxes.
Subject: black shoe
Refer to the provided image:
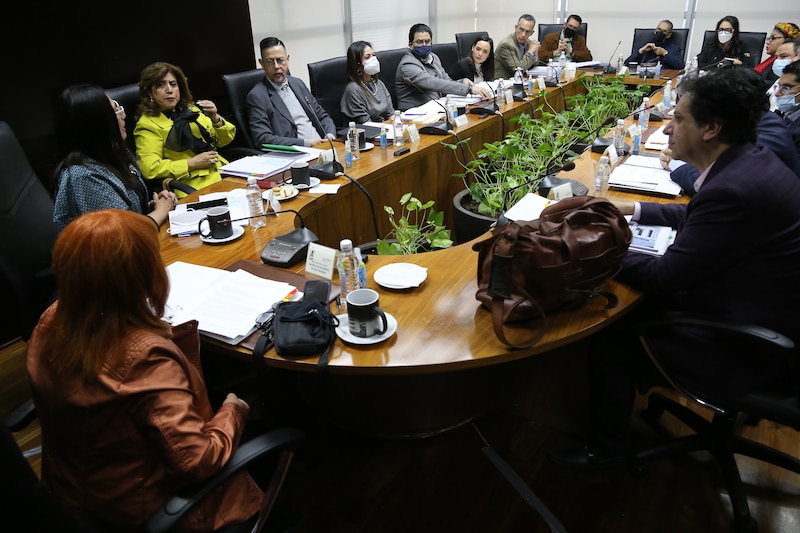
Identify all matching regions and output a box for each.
[548,442,626,470]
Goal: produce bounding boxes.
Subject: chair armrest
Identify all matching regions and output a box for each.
[162,178,198,196]
[5,398,36,432]
[146,427,304,533]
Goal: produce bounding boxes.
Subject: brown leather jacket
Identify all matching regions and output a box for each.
[26,305,262,532]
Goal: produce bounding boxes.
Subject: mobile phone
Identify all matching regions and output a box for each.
[393,147,410,156]
[302,279,331,304]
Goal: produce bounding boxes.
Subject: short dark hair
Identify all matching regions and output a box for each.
[518,14,535,26]
[409,23,433,44]
[567,14,582,25]
[259,36,286,55]
[678,68,761,145]
[659,20,674,33]
[783,59,800,79]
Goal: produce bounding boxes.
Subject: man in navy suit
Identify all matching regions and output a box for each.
[247,37,336,147]
[550,68,800,468]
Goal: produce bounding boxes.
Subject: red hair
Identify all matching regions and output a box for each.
[43,209,172,381]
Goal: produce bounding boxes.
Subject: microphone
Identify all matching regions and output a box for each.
[336,171,382,242]
[603,41,623,74]
[402,77,452,135]
[238,208,321,268]
[536,160,589,198]
[303,96,343,180]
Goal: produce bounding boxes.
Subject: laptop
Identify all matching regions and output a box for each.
[336,124,382,141]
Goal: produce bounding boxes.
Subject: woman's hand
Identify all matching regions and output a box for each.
[196,99,219,123]
[147,191,177,227]
[188,150,219,171]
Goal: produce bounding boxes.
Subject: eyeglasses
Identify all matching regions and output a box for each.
[262,57,288,67]
[718,28,734,35]
[112,100,125,116]
[777,84,800,95]
[412,39,432,46]
[766,35,784,42]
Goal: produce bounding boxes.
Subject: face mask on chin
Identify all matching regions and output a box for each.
[772,58,791,77]
[775,93,799,114]
[718,31,733,44]
[412,45,432,60]
[563,27,577,39]
[362,56,380,76]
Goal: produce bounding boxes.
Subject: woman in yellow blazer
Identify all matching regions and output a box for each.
[134,62,236,196]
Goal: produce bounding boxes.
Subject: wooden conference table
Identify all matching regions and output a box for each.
[159,70,685,437]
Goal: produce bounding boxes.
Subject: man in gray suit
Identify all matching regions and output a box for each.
[247,37,336,147]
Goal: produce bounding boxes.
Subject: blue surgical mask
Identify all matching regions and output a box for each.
[412,45,432,59]
[772,58,791,77]
[775,93,799,114]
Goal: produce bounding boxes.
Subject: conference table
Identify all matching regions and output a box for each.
[159,69,685,437]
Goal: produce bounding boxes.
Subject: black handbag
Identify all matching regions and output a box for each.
[272,300,339,370]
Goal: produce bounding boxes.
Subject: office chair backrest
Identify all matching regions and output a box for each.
[631,28,689,65]
[0,121,58,342]
[455,31,491,62]
[701,30,767,63]
[538,22,588,44]
[106,82,141,153]
[432,42,459,74]
[376,48,410,110]
[221,69,266,150]
[307,56,348,129]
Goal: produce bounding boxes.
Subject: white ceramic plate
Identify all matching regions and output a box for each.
[200,224,245,245]
[361,142,375,152]
[335,313,398,345]
[262,187,299,202]
[373,263,428,289]
[292,177,320,190]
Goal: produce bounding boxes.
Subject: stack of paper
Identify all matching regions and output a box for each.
[609,154,682,197]
[644,125,669,151]
[164,262,299,343]
[401,99,446,124]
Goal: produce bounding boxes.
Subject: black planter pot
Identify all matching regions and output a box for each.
[452,189,496,243]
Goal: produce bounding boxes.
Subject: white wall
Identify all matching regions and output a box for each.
[248,0,800,85]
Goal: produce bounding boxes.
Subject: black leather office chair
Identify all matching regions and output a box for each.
[432,42,459,74]
[1,418,303,533]
[221,68,267,151]
[633,312,800,532]
[701,30,767,64]
[376,48,410,110]
[538,22,588,43]
[455,31,490,61]
[631,28,689,65]
[307,56,348,129]
[0,121,58,344]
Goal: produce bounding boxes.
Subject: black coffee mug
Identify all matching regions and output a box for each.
[198,206,233,239]
[346,288,387,338]
[290,160,311,186]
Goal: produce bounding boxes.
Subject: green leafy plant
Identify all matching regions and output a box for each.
[565,75,648,135]
[377,193,453,255]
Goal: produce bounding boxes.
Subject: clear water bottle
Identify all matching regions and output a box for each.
[655,61,662,79]
[393,110,404,147]
[445,95,455,125]
[639,96,650,130]
[616,53,624,74]
[337,239,361,302]
[613,119,626,154]
[246,177,266,228]
[663,80,672,108]
[559,50,567,74]
[594,156,610,197]
[379,126,388,149]
[347,121,360,161]
[495,78,505,105]
[354,246,367,289]
[344,140,353,168]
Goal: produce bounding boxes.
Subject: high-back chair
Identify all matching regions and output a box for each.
[221,69,267,151]
[633,312,800,532]
[538,22,588,44]
[631,28,689,65]
[432,42,459,74]
[375,48,410,110]
[307,56,348,129]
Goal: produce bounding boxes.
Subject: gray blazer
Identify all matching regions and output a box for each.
[395,50,469,111]
[246,75,336,146]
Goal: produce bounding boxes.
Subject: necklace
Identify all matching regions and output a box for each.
[362,79,378,96]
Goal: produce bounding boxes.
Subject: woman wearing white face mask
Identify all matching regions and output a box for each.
[341,40,395,125]
[448,35,495,84]
[697,15,756,71]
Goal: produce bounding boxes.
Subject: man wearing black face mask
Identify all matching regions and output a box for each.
[624,19,686,70]
[396,23,492,110]
[539,15,592,62]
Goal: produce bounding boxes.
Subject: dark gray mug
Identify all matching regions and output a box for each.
[198,206,233,239]
[290,160,311,186]
[346,288,387,338]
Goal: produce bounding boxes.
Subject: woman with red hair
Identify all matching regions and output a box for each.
[755,22,800,83]
[26,209,262,532]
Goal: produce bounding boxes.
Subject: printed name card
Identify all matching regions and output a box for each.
[305,242,337,279]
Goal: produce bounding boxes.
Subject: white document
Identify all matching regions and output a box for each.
[165,262,297,341]
[609,164,682,197]
[628,221,677,256]
[401,100,445,123]
[624,154,664,170]
[644,125,669,150]
[167,191,249,236]
[504,193,556,222]
[220,155,293,178]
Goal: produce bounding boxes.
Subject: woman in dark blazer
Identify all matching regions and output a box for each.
[696,15,756,69]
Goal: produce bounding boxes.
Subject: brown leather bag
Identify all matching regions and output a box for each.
[472,196,632,349]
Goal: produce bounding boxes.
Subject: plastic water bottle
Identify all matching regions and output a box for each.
[393,110,404,147]
[613,119,626,154]
[632,128,642,154]
[246,177,266,228]
[559,50,567,69]
[354,246,367,289]
[347,121,360,161]
[496,78,505,105]
[344,140,352,168]
[379,126,388,149]
[654,61,662,79]
[445,95,455,125]
[639,96,650,130]
[337,239,361,302]
[663,80,672,108]
[594,156,610,197]
[616,54,624,74]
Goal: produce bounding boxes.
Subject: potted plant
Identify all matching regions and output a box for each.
[372,193,453,255]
